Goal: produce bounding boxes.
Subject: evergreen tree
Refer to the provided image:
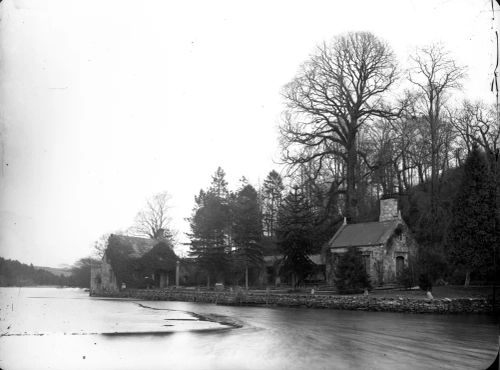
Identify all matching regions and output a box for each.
[262,170,285,237]
[188,168,231,285]
[276,186,314,288]
[334,247,371,293]
[445,145,496,286]
[233,184,263,289]
[210,167,229,199]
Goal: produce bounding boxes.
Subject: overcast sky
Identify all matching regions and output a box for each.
[0,0,498,267]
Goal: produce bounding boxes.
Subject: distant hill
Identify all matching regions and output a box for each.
[0,257,68,286]
[35,266,72,277]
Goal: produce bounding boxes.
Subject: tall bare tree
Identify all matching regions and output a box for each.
[450,100,499,167]
[130,191,176,241]
[408,44,466,222]
[280,32,399,220]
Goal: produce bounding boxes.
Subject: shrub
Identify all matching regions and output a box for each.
[418,273,433,291]
[334,247,372,294]
[397,266,415,289]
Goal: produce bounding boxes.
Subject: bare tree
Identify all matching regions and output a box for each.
[130,191,176,241]
[92,233,111,258]
[450,100,499,166]
[280,32,399,220]
[364,118,398,195]
[408,44,466,217]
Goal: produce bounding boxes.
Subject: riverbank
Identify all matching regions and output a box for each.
[91,288,499,314]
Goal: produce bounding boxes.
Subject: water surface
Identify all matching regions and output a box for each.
[0,287,497,369]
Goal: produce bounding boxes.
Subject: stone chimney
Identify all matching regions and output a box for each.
[379,198,399,222]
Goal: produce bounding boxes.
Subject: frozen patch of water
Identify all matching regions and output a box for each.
[0,289,236,337]
[0,287,497,370]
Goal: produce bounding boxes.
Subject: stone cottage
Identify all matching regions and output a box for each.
[90,234,181,295]
[326,198,417,287]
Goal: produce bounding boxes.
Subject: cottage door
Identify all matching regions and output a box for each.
[396,256,404,277]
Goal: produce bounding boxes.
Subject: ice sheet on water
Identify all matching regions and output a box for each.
[0,287,498,370]
[0,287,236,336]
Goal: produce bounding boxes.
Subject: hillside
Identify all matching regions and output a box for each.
[0,257,67,286]
[35,266,73,277]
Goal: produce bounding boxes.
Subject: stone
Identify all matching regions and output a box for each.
[92,289,494,313]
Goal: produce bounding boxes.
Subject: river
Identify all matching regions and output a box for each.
[0,287,497,369]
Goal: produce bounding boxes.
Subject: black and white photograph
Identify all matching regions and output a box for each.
[0,0,499,369]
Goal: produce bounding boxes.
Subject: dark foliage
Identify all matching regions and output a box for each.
[106,240,177,288]
[67,257,98,288]
[401,166,466,285]
[0,256,99,288]
[233,184,263,288]
[334,247,372,294]
[262,170,284,237]
[140,242,178,273]
[276,187,315,288]
[403,166,463,249]
[444,146,496,285]
[188,192,230,283]
[0,257,67,286]
[188,168,231,284]
[397,266,416,290]
[415,247,448,290]
[418,273,433,292]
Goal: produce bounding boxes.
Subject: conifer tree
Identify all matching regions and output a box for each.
[276,186,314,288]
[334,247,371,293]
[233,184,263,289]
[445,145,495,286]
[188,168,231,285]
[262,170,285,237]
[210,167,229,200]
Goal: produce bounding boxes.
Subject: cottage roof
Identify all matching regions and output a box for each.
[328,220,401,248]
[263,253,323,266]
[107,234,158,259]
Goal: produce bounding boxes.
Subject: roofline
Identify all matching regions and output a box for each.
[328,218,406,249]
[330,243,384,249]
[328,222,348,247]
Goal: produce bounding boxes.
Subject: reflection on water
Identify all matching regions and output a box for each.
[0,287,497,370]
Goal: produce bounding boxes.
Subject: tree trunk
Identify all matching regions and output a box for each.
[346,134,358,221]
[429,110,440,246]
[394,162,403,194]
[464,270,470,287]
[417,164,425,184]
[401,146,409,191]
[245,266,249,290]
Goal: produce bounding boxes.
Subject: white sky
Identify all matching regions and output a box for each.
[0,0,498,267]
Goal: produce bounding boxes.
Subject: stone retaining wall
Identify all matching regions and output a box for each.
[91,289,499,314]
